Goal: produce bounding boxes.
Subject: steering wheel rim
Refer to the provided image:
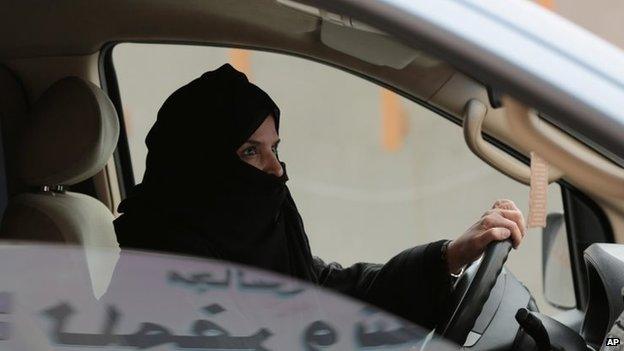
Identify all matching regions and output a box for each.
[435,239,513,345]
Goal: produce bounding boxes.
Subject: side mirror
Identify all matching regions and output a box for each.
[542,213,576,309]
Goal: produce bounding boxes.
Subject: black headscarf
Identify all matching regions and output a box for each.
[114,64,318,281]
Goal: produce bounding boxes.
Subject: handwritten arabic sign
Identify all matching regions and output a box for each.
[0,244,456,350]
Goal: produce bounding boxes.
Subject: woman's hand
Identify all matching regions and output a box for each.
[446,199,526,274]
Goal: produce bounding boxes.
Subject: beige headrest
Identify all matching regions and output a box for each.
[17,77,119,186]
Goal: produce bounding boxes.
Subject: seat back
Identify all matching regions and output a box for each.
[0,76,121,299]
[0,76,120,247]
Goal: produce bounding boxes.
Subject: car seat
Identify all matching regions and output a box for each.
[0,75,119,248]
[0,73,121,298]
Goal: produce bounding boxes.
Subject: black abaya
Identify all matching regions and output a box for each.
[113,64,452,329]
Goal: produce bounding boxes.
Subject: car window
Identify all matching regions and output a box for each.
[113,43,573,316]
[0,245,456,350]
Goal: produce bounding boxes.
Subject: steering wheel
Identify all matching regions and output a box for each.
[435,239,513,346]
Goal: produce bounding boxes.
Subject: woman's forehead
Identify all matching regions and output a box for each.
[246,116,279,142]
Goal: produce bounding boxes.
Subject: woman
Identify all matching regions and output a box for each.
[114,63,526,329]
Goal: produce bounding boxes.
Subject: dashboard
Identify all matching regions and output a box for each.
[460,243,624,351]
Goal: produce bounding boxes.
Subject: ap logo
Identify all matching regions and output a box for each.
[606,337,621,347]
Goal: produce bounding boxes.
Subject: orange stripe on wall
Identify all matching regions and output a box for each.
[537,0,556,10]
[229,49,252,79]
[380,89,408,152]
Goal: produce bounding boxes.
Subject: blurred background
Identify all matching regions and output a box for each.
[112,0,623,316]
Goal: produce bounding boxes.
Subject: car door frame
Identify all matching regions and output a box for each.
[98,38,615,320]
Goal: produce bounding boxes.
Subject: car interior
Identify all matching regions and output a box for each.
[1,1,624,350]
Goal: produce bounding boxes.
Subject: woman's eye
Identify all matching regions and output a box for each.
[242,147,257,156]
[272,146,278,155]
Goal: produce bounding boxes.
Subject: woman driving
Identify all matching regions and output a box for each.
[114,63,526,329]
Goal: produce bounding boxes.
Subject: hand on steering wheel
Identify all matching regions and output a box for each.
[435,199,526,345]
[435,239,513,345]
[446,199,526,274]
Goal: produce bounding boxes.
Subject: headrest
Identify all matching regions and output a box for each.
[17,77,120,186]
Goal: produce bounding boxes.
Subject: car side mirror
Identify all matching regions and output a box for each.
[542,212,576,310]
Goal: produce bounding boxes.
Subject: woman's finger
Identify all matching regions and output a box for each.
[480,214,522,248]
[492,199,518,211]
[478,227,511,247]
[495,209,527,238]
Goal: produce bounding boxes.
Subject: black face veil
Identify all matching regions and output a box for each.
[115,64,317,281]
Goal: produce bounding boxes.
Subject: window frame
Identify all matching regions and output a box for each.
[99,42,135,199]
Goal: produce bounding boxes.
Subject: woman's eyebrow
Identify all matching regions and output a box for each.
[245,138,281,145]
